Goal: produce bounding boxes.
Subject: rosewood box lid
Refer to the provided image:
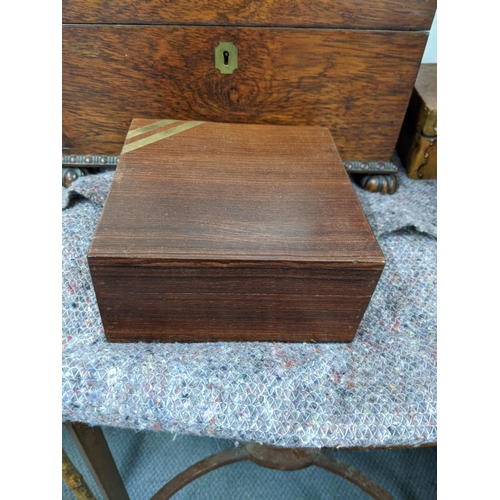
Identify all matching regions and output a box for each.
[88,119,385,342]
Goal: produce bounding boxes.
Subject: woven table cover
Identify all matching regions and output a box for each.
[62,162,437,449]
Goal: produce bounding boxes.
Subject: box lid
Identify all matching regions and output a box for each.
[88,119,384,268]
[63,0,436,30]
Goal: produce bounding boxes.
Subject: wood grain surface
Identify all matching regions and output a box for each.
[62,0,436,31]
[94,291,373,343]
[62,26,427,160]
[88,120,384,342]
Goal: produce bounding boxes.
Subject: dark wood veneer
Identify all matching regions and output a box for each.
[62,26,427,160]
[62,0,436,31]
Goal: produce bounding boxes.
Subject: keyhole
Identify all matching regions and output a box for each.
[223,51,230,66]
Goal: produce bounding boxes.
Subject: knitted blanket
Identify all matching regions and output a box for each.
[62,163,437,449]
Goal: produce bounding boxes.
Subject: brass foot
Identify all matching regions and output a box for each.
[360,174,398,194]
[62,167,89,187]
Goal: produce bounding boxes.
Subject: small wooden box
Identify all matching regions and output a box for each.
[88,119,385,342]
[397,63,437,179]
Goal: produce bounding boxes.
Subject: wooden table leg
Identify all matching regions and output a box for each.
[65,422,130,500]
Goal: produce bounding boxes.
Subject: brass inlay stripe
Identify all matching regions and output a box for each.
[126,119,178,140]
[122,121,205,155]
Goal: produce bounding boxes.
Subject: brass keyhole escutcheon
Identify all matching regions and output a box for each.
[215,42,238,74]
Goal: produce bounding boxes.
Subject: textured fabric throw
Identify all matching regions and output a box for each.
[62,163,437,449]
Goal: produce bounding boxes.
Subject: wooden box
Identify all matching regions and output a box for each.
[62,0,436,163]
[88,119,385,343]
[397,63,437,179]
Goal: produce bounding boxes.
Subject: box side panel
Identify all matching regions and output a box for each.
[62,26,427,160]
[89,261,382,342]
